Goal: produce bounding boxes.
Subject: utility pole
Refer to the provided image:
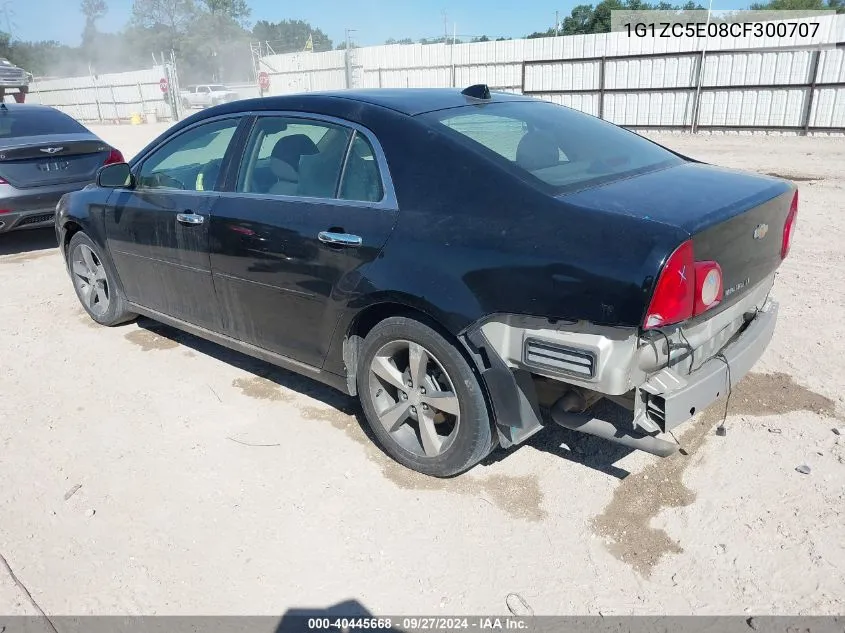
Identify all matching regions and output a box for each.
[2,1,14,39]
[344,28,357,89]
[443,10,448,44]
[555,11,560,36]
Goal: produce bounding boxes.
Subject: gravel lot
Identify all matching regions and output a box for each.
[1,122,843,616]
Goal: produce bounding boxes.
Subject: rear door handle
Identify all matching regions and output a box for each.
[177,212,205,225]
[318,231,362,247]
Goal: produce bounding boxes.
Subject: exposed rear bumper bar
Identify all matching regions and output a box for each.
[643,299,779,432]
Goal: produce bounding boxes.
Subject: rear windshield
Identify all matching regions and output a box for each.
[0,108,89,138]
[208,85,229,92]
[423,100,683,193]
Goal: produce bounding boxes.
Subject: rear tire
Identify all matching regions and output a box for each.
[357,316,494,477]
[67,232,136,327]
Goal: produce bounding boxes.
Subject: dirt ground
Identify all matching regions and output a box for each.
[0,122,843,617]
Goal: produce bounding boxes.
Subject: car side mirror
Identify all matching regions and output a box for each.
[97,163,134,189]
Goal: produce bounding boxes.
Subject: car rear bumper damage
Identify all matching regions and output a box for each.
[639,299,777,434]
[462,280,778,456]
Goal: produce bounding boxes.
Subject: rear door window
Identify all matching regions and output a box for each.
[0,108,89,138]
[339,132,384,203]
[236,116,352,199]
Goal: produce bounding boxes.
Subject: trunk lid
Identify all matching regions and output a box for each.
[0,133,111,188]
[561,162,794,313]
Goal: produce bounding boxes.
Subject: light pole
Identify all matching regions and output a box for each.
[2,1,15,39]
[691,0,715,133]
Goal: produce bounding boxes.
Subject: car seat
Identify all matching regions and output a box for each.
[268,134,319,195]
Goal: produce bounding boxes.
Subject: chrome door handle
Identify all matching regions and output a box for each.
[318,231,362,247]
[176,212,204,225]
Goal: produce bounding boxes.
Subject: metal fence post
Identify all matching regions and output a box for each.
[92,76,103,123]
[802,49,822,136]
[690,49,706,133]
[138,81,146,117]
[598,56,606,120]
[109,85,119,122]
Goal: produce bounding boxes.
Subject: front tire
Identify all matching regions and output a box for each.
[357,317,494,477]
[67,232,135,326]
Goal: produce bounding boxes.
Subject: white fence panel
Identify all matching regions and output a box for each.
[810,87,845,127]
[604,91,694,126]
[25,66,175,122]
[698,88,808,127]
[524,60,602,92]
[605,55,698,89]
[20,13,845,132]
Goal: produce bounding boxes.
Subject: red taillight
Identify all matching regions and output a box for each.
[0,209,10,214]
[104,148,125,166]
[781,190,798,260]
[643,240,695,329]
[644,241,725,330]
[0,177,7,184]
[693,261,723,316]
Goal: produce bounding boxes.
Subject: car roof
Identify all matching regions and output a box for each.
[0,103,59,112]
[278,88,536,116]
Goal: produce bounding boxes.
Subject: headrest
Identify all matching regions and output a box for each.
[516,130,559,172]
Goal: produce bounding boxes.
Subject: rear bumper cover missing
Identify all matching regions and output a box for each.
[642,299,778,432]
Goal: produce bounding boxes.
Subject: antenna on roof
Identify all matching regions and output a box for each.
[461,84,491,100]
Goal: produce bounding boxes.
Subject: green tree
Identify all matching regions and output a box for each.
[528,0,707,36]
[252,19,333,52]
[750,0,843,10]
[130,0,197,33]
[80,0,107,58]
[197,0,250,23]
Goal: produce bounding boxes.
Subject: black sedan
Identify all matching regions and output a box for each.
[0,103,124,234]
[56,86,796,477]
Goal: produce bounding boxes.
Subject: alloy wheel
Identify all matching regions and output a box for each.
[368,340,461,458]
[71,244,110,317]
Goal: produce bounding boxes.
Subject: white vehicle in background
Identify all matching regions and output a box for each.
[0,57,32,102]
[180,84,240,109]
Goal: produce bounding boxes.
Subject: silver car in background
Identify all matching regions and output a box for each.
[0,103,124,234]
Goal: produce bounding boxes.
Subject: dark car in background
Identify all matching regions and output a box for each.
[55,86,796,477]
[0,103,123,234]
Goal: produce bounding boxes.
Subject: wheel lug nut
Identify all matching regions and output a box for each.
[422,404,429,411]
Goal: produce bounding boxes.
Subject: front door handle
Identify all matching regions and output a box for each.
[176,212,204,225]
[318,231,362,247]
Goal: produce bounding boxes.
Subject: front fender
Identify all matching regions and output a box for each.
[56,188,111,253]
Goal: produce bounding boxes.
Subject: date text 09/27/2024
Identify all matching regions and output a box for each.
[306,617,529,631]
[623,20,821,38]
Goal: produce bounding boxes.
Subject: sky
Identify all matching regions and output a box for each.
[6,0,753,47]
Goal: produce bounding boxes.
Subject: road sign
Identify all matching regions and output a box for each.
[159,78,169,94]
[258,72,270,91]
